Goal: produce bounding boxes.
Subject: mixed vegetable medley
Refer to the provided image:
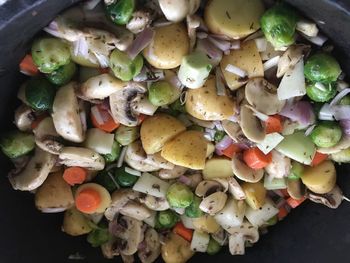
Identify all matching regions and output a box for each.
[4,0,350,262]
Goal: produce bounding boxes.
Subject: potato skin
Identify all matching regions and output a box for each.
[203,157,233,179]
[143,23,189,69]
[62,207,93,236]
[205,0,264,39]
[35,172,74,212]
[192,215,220,233]
[161,233,194,263]
[185,76,236,120]
[220,40,264,90]
[301,160,336,194]
[141,114,186,154]
[161,131,207,169]
[241,182,266,210]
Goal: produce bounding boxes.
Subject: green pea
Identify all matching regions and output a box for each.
[46,61,77,86]
[103,141,121,163]
[106,0,135,25]
[206,238,222,255]
[109,49,143,81]
[32,38,70,73]
[304,53,342,83]
[310,121,342,148]
[156,210,179,229]
[25,77,56,111]
[185,196,203,218]
[115,167,139,187]
[148,81,177,107]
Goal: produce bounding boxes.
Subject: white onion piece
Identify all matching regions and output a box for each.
[91,106,104,125]
[332,105,350,120]
[225,64,247,78]
[263,55,280,71]
[215,67,226,96]
[207,36,231,52]
[73,37,89,57]
[197,31,208,39]
[330,88,350,106]
[254,37,267,52]
[318,103,335,121]
[93,52,109,68]
[304,124,316,136]
[296,20,319,37]
[204,128,216,141]
[230,40,241,50]
[117,147,127,168]
[246,106,269,121]
[127,27,155,60]
[125,167,142,177]
[215,135,233,151]
[302,32,328,46]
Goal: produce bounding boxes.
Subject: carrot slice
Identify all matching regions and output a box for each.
[75,188,101,213]
[286,197,306,209]
[243,147,272,169]
[63,167,87,186]
[222,144,241,159]
[173,222,193,242]
[278,206,289,220]
[19,54,39,76]
[31,113,49,130]
[91,104,120,132]
[138,114,148,123]
[311,152,328,167]
[265,115,283,134]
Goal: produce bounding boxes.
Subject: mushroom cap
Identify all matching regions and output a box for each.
[245,78,286,115]
[119,201,152,221]
[232,155,264,183]
[195,180,224,197]
[199,191,228,215]
[14,104,34,132]
[158,165,187,180]
[239,105,265,143]
[307,185,343,209]
[138,228,161,263]
[105,189,140,221]
[139,195,170,211]
[228,177,246,200]
[228,220,259,242]
[59,146,105,170]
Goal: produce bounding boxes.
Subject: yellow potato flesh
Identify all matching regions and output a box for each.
[241,181,266,210]
[220,40,264,90]
[192,215,220,233]
[161,233,194,263]
[205,0,265,39]
[62,207,92,236]
[143,23,189,69]
[185,76,236,120]
[141,114,186,154]
[301,160,336,194]
[161,131,207,169]
[203,157,233,179]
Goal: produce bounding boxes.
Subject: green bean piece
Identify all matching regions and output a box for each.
[115,166,139,187]
[106,0,135,25]
[103,141,121,163]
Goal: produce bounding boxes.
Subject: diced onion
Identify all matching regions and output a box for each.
[318,103,334,121]
[296,20,319,37]
[213,121,224,131]
[127,27,155,60]
[302,32,328,46]
[93,51,109,68]
[125,167,142,177]
[178,175,192,186]
[330,88,350,106]
[215,135,233,151]
[263,56,280,71]
[304,124,316,136]
[225,64,247,78]
[254,37,267,52]
[117,147,127,168]
[208,36,231,52]
[91,106,104,125]
[280,100,315,125]
[332,105,350,120]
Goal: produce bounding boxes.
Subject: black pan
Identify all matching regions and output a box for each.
[0,1,349,262]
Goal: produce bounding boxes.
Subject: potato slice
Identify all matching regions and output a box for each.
[62,207,93,236]
[220,40,264,90]
[192,214,220,234]
[161,233,194,263]
[301,160,336,194]
[241,181,266,210]
[185,75,236,120]
[203,157,233,179]
[205,0,264,39]
[141,114,186,154]
[161,131,207,169]
[35,172,74,212]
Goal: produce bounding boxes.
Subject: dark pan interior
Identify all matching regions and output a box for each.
[0,1,350,262]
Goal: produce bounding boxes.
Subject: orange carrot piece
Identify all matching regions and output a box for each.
[31,113,49,130]
[278,206,289,220]
[286,197,306,209]
[91,104,120,132]
[222,144,241,159]
[173,222,193,242]
[265,115,283,134]
[19,54,39,76]
[63,167,87,186]
[243,147,272,169]
[311,152,328,167]
[75,188,101,213]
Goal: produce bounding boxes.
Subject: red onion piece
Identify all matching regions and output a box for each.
[279,100,315,126]
[215,148,223,156]
[340,120,350,135]
[332,105,350,120]
[225,64,247,78]
[178,175,192,186]
[197,38,223,61]
[230,40,241,50]
[208,36,231,52]
[127,27,155,60]
[215,135,233,151]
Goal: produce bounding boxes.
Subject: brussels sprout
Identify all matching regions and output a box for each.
[109,49,143,81]
[25,78,56,111]
[330,148,350,163]
[148,81,177,107]
[32,38,71,73]
[166,182,194,208]
[288,160,304,180]
[306,82,337,102]
[206,238,222,255]
[115,125,140,146]
[115,166,138,187]
[169,99,187,114]
[304,53,342,83]
[156,210,179,229]
[46,61,77,86]
[310,121,342,148]
[95,170,119,192]
[339,95,350,105]
[214,130,225,143]
[103,141,121,163]
[0,131,35,158]
[185,196,203,218]
[106,0,135,25]
[87,222,111,247]
[260,3,298,48]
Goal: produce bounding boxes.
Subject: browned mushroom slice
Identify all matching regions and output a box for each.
[138,228,161,263]
[287,178,306,200]
[199,192,227,215]
[195,180,224,197]
[228,221,259,255]
[239,105,265,143]
[231,156,264,183]
[307,186,344,209]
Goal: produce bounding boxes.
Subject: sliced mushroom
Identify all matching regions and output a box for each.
[265,150,291,178]
[287,178,306,200]
[187,14,201,50]
[158,0,200,22]
[138,228,161,263]
[199,192,227,215]
[211,227,228,246]
[126,10,152,34]
[277,45,310,78]
[59,147,105,170]
[8,147,56,191]
[33,117,63,155]
[112,215,144,256]
[307,186,343,209]
[105,189,140,221]
[195,180,224,197]
[109,82,147,127]
[125,141,173,172]
[121,254,134,263]
[222,120,241,142]
[240,105,265,143]
[119,201,152,221]
[212,178,229,192]
[228,221,259,255]
[78,74,127,101]
[317,136,350,154]
[139,195,170,211]
[228,177,246,200]
[52,82,85,143]
[14,104,35,131]
[158,165,187,180]
[232,156,264,183]
[245,78,286,115]
[101,237,119,259]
